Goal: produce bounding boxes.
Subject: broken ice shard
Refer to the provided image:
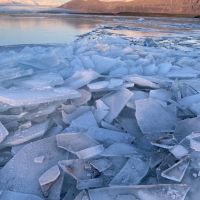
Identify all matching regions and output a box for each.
[59,159,98,180]
[65,69,100,89]
[135,99,176,134]
[102,88,133,123]
[0,87,80,107]
[90,158,112,172]
[88,184,190,200]
[70,111,98,130]
[0,121,9,144]
[161,157,190,182]
[0,136,67,199]
[110,155,149,185]
[0,121,49,148]
[39,165,60,197]
[0,191,43,200]
[86,127,134,146]
[57,133,104,159]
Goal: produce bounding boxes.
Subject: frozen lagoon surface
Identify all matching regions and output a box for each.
[0,15,200,200]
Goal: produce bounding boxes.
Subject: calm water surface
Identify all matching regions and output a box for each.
[0,15,108,45]
[0,14,199,46]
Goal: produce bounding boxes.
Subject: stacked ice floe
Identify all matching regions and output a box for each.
[0,24,200,200]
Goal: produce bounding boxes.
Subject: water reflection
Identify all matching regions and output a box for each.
[0,15,105,45]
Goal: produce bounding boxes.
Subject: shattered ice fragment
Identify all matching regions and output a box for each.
[77,178,104,190]
[0,136,67,199]
[88,184,190,200]
[39,165,60,197]
[110,156,149,185]
[90,158,112,172]
[126,76,159,89]
[135,99,176,134]
[186,132,200,152]
[0,121,9,144]
[87,127,134,146]
[0,121,49,148]
[108,78,124,89]
[70,111,98,130]
[102,88,133,123]
[94,99,109,123]
[151,134,178,150]
[65,70,100,89]
[170,145,189,159]
[62,106,90,125]
[74,190,90,200]
[150,89,172,102]
[174,117,200,142]
[71,89,92,106]
[34,156,45,164]
[0,190,43,200]
[101,143,139,157]
[59,159,97,181]
[87,81,109,92]
[179,94,200,108]
[57,133,103,159]
[161,157,190,182]
[0,87,80,107]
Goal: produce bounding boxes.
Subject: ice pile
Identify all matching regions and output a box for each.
[0,22,200,200]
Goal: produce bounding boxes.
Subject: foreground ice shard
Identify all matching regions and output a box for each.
[56,133,104,159]
[102,88,133,123]
[88,185,190,200]
[0,191,43,200]
[110,156,149,185]
[0,121,9,143]
[0,87,80,106]
[39,165,61,197]
[135,99,176,134]
[0,136,67,199]
[161,157,190,182]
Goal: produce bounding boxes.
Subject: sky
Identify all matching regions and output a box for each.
[0,0,69,6]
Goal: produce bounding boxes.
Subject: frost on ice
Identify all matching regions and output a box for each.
[0,17,200,199]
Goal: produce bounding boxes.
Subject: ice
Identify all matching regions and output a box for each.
[90,158,112,172]
[101,143,139,157]
[88,185,190,200]
[161,157,190,182]
[57,133,104,159]
[0,121,49,148]
[34,156,45,164]
[0,136,67,199]
[135,99,176,134]
[170,145,189,159]
[65,70,100,89]
[126,76,159,89]
[91,55,118,74]
[59,159,98,181]
[39,165,61,197]
[77,178,104,190]
[0,18,200,199]
[102,88,133,123]
[94,100,109,123]
[0,87,80,107]
[71,89,92,106]
[70,111,98,130]
[110,156,149,185]
[0,121,9,144]
[86,127,134,146]
[87,81,109,92]
[18,73,64,90]
[0,191,43,200]
[149,89,172,102]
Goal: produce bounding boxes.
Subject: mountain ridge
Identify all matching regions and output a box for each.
[60,0,200,16]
